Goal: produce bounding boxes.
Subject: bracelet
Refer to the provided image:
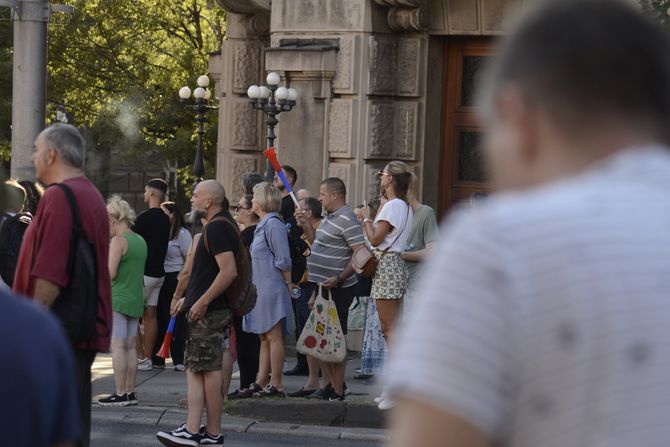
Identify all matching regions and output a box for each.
[363,218,373,224]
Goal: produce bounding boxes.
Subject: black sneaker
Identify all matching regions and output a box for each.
[126,392,138,406]
[328,391,345,402]
[200,431,224,445]
[98,393,130,407]
[156,423,201,446]
[306,383,332,400]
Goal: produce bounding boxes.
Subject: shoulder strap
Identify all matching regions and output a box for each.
[263,215,286,256]
[203,215,241,254]
[203,216,229,254]
[54,183,83,231]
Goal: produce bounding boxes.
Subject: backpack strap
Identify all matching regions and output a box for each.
[54,183,83,232]
[203,215,238,255]
[263,215,283,257]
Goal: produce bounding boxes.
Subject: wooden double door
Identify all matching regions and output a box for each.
[438,38,495,216]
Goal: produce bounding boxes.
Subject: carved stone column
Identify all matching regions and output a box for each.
[212,2,270,201]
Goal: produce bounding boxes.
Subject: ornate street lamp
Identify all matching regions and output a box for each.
[247,72,298,180]
[178,75,216,182]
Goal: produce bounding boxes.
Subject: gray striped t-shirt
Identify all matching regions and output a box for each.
[307,205,365,287]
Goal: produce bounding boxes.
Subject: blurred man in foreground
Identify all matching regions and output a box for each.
[387,1,670,446]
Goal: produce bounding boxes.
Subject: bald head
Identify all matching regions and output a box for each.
[191,179,227,218]
[199,180,226,205]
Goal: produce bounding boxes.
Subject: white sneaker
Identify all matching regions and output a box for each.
[231,370,240,379]
[137,358,152,371]
[174,364,185,371]
[377,396,396,410]
[374,396,383,404]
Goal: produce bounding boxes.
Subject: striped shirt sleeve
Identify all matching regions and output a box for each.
[386,211,515,440]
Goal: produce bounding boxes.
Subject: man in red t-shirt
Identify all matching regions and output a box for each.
[13,123,112,447]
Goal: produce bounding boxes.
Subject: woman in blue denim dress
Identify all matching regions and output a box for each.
[241,182,296,397]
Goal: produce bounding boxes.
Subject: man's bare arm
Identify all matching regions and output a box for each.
[33,278,61,308]
[390,398,491,447]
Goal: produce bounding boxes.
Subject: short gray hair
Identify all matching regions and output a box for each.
[253,182,282,213]
[40,123,85,168]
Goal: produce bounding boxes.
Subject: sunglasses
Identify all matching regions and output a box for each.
[231,205,250,212]
[377,171,391,177]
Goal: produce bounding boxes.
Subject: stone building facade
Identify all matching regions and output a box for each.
[211,0,525,217]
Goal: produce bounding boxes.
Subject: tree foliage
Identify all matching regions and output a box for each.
[641,0,670,28]
[46,0,225,189]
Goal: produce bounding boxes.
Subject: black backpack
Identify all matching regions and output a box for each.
[265,216,310,284]
[0,211,31,287]
[50,184,105,344]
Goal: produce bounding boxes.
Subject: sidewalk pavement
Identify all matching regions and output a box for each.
[91,350,389,432]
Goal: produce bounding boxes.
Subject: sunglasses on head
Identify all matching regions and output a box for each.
[377,171,391,177]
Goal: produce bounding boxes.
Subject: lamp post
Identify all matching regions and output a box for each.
[247,72,298,180]
[178,75,216,183]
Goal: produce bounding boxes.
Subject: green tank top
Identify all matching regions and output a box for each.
[112,232,148,318]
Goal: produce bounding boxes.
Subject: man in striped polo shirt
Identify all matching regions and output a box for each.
[295,177,365,401]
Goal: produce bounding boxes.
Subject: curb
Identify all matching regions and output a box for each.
[226,399,386,429]
[93,406,389,443]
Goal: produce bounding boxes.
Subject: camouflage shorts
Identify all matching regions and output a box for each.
[185,309,231,372]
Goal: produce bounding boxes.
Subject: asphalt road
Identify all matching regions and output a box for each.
[91,409,382,447]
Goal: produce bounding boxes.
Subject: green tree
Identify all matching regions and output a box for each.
[641,0,670,28]
[47,0,225,192]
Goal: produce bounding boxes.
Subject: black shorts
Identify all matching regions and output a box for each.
[321,285,356,335]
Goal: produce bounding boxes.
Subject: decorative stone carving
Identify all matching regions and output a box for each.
[368,102,394,157]
[369,36,422,97]
[233,43,261,93]
[328,163,351,188]
[229,156,259,200]
[393,102,417,159]
[333,36,354,92]
[373,0,428,32]
[397,38,421,96]
[369,37,398,95]
[365,165,384,200]
[245,13,270,35]
[328,100,353,156]
[232,101,258,148]
[387,6,429,32]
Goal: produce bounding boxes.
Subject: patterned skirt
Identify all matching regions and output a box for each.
[370,251,409,300]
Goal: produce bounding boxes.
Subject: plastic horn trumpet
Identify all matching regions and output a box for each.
[263,147,300,208]
[156,316,176,359]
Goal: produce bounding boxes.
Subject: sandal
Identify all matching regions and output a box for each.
[238,383,263,399]
[253,384,286,398]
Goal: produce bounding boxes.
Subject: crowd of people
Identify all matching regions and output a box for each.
[0,120,437,446]
[6,2,670,447]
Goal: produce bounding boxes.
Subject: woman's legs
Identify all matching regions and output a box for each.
[266,322,285,390]
[375,298,403,348]
[235,315,260,390]
[255,334,270,387]
[111,338,127,395]
[124,317,139,394]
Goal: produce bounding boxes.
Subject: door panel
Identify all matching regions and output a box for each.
[439,38,495,216]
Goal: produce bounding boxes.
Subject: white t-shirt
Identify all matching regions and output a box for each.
[387,146,670,447]
[373,198,413,252]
